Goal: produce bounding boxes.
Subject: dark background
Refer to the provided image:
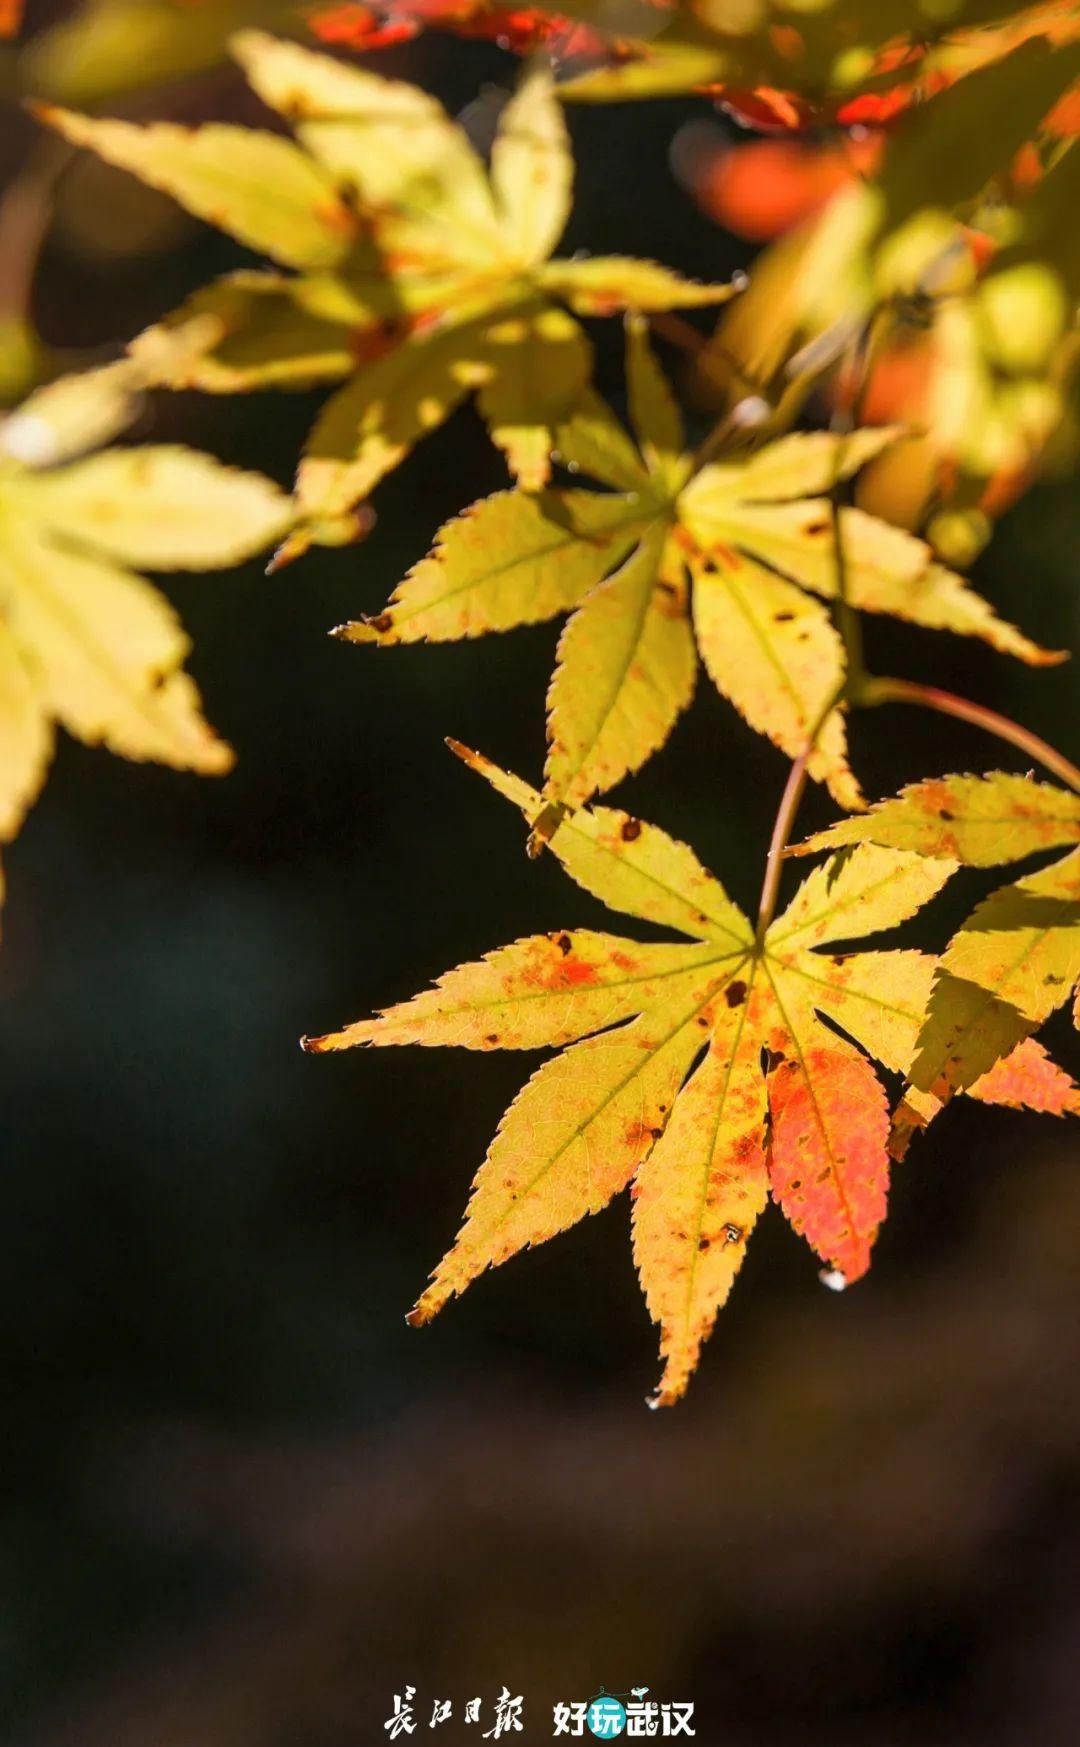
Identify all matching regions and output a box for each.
[1,10,1079,1744]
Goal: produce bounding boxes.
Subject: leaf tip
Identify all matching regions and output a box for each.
[647,1374,684,1411]
[265,535,307,575]
[228,26,273,67]
[405,1294,440,1328]
[24,98,62,130]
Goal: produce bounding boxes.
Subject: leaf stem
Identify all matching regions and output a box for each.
[756,749,813,942]
[0,137,68,322]
[860,676,1080,794]
[756,682,849,940]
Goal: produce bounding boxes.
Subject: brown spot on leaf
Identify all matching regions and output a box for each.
[556,933,572,956]
[725,979,748,1008]
[621,817,642,842]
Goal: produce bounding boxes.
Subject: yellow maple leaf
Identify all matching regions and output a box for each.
[0,364,292,919]
[339,322,1056,820]
[304,743,1077,1404]
[37,36,733,554]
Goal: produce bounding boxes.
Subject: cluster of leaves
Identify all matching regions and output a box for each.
[306,749,1078,1404]
[41,34,730,560]
[2,5,1080,1401]
[339,326,1055,819]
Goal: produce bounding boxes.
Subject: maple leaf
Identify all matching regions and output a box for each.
[0,363,292,915]
[338,322,1056,822]
[308,0,600,56]
[798,772,1080,1108]
[554,0,1076,105]
[38,36,732,554]
[303,744,1075,1404]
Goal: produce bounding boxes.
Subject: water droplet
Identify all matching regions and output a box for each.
[819,1268,847,1292]
[731,269,749,292]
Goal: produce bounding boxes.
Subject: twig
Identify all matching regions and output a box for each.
[861,676,1080,794]
[756,682,849,939]
[0,136,69,322]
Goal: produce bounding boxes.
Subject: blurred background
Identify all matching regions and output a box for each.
[1,5,1079,1744]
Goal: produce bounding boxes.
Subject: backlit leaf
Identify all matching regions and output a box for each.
[626,313,686,490]
[232,29,503,261]
[475,304,592,488]
[632,991,768,1407]
[690,550,855,807]
[129,274,359,393]
[0,619,51,840]
[44,37,734,522]
[336,488,643,645]
[795,773,1080,865]
[543,523,695,814]
[911,847,1080,1099]
[1,519,232,773]
[36,108,358,271]
[14,446,293,571]
[538,256,735,315]
[490,66,572,268]
[306,750,1070,1401]
[0,371,292,915]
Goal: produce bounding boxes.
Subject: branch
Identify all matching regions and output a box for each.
[861,676,1080,795]
[756,682,849,939]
